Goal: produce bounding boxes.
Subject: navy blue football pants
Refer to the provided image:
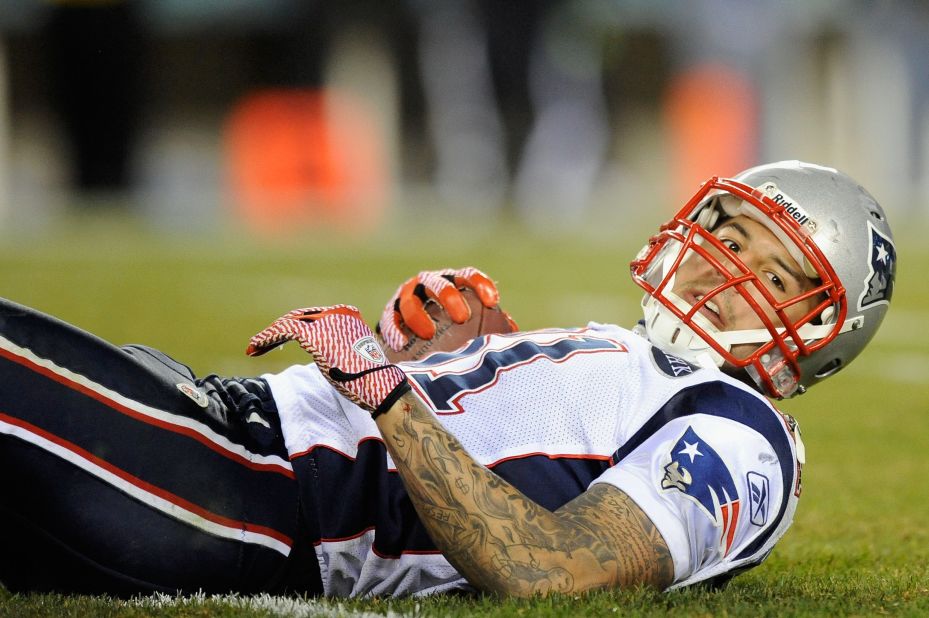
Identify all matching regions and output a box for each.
[0,298,322,595]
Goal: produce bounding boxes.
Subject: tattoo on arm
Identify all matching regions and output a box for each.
[378,394,675,596]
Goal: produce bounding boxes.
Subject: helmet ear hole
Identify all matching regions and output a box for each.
[696,202,721,229]
[814,358,843,378]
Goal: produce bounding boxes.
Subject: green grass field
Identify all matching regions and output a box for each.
[0,210,927,617]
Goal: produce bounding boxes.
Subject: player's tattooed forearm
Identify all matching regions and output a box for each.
[557,485,674,586]
[382,395,673,595]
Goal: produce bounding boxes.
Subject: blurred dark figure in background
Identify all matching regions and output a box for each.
[46,0,144,193]
[414,0,609,222]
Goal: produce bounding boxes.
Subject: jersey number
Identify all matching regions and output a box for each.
[406,332,627,413]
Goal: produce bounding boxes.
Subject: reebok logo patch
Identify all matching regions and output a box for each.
[747,471,770,526]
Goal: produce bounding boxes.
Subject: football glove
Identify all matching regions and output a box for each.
[246,305,410,418]
[378,267,503,351]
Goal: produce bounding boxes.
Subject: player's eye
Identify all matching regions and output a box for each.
[721,238,741,254]
[766,272,786,292]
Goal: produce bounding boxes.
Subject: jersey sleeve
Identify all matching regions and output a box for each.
[263,363,381,460]
[592,401,799,587]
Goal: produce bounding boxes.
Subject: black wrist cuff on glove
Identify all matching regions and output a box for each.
[372,380,412,419]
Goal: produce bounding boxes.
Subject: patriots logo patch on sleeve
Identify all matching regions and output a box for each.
[660,426,741,555]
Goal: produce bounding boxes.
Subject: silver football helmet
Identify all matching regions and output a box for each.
[631,160,896,398]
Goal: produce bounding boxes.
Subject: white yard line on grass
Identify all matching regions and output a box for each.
[129,591,413,617]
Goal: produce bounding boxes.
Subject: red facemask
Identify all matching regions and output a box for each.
[630,177,847,398]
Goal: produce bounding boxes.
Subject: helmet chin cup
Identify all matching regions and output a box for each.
[641,288,724,370]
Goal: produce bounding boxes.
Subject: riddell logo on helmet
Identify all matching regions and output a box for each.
[761,183,817,232]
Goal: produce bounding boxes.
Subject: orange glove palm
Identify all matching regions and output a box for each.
[378,267,502,351]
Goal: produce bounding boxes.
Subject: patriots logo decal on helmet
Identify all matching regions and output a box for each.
[858,221,896,310]
[660,426,741,554]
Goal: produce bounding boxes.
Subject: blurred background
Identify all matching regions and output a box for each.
[0,2,927,592]
[0,0,927,234]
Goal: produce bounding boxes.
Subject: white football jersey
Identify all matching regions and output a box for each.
[264,323,803,596]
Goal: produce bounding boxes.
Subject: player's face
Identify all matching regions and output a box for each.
[671,215,820,355]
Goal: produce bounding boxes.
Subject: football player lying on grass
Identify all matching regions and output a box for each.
[0,161,895,597]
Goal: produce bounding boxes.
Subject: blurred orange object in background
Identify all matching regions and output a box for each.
[226,88,388,235]
[664,63,758,203]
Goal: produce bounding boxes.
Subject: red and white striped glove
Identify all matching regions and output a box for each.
[246,305,409,418]
[378,267,501,351]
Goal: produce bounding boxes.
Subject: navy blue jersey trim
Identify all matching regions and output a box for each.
[610,381,795,561]
[295,443,613,558]
[492,455,612,511]
[294,441,438,556]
